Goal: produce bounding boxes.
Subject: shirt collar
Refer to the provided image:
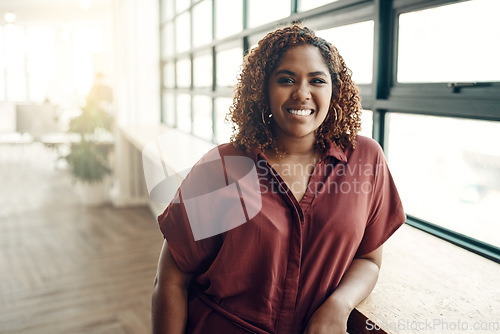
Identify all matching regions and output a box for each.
[323,142,348,163]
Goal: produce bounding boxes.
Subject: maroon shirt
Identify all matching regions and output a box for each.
[158,135,406,333]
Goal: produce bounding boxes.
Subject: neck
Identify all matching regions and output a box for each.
[272,133,319,159]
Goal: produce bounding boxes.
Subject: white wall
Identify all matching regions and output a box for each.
[113,0,160,127]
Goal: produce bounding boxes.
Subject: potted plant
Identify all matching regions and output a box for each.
[65,97,114,205]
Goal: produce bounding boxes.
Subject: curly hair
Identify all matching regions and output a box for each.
[228,23,362,155]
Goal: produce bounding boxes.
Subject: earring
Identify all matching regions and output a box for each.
[261,112,272,125]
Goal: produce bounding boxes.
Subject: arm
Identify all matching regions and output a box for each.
[304,246,383,334]
[152,239,192,334]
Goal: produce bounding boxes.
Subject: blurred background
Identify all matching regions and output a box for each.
[0,0,499,333]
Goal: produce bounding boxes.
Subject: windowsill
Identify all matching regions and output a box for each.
[120,125,500,334]
[355,224,500,333]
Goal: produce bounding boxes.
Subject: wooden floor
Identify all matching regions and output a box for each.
[0,142,163,334]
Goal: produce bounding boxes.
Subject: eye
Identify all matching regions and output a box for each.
[277,77,294,84]
[311,78,327,84]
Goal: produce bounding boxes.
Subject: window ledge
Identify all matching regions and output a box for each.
[354,224,500,333]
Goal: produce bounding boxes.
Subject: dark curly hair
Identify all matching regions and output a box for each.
[228,23,362,155]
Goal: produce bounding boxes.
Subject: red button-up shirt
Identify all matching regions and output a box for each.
[158,135,406,333]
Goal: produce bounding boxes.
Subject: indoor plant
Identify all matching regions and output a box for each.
[65,97,114,205]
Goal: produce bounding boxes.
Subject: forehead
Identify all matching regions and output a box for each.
[275,44,329,71]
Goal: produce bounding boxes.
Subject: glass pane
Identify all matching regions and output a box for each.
[193,0,212,47]
[248,0,290,28]
[193,54,212,88]
[215,97,233,144]
[359,109,373,138]
[216,47,242,87]
[162,22,175,57]
[192,95,213,141]
[177,93,191,133]
[215,0,243,39]
[176,58,191,88]
[299,0,338,12]
[176,0,190,13]
[387,113,500,247]
[162,92,176,127]
[398,0,500,83]
[175,12,191,53]
[161,0,174,21]
[163,62,175,88]
[317,21,374,84]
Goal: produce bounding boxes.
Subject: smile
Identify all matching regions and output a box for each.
[287,109,314,116]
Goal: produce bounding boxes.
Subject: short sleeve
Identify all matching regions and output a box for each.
[158,193,223,274]
[355,140,406,256]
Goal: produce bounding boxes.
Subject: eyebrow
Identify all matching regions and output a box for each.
[275,69,328,77]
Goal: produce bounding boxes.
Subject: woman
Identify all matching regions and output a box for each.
[152,24,405,334]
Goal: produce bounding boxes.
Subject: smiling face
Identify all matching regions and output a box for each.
[268,44,333,145]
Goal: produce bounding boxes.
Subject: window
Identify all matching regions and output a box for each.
[177,93,191,133]
[216,46,243,88]
[387,113,500,248]
[215,97,233,144]
[215,0,243,39]
[397,0,500,83]
[175,12,190,53]
[299,0,338,12]
[159,0,500,260]
[193,54,212,88]
[247,0,291,28]
[317,21,374,84]
[176,58,191,88]
[193,95,213,141]
[193,0,212,48]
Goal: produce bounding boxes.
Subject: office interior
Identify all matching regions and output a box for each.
[0,0,499,333]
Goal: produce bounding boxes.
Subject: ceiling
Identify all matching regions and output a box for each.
[0,0,113,23]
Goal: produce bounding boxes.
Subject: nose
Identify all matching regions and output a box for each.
[292,82,311,101]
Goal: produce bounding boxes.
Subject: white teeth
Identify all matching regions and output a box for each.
[288,109,313,116]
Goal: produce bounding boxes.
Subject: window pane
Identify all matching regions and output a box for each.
[398,0,500,83]
[163,62,175,88]
[162,22,175,58]
[216,47,242,87]
[215,97,233,144]
[176,0,190,13]
[215,0,242,39]
[192,95,213,141]
[387,113,500,247]
[193,54,212,88]
[162,92,176,127]
[248,0,290,28]
[177,94,191,133]
[176,58,191,88]
[161,0,174,22]
[317,21,374,84]
[175,12,191,53]
[359,109,373,138]
[299,0,338,12]
[193,0,212,47]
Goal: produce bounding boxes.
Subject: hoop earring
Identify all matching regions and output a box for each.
[261,112,272,125]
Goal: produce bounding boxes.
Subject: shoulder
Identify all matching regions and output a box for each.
[345,135,386,162]
[216,142,255,158]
